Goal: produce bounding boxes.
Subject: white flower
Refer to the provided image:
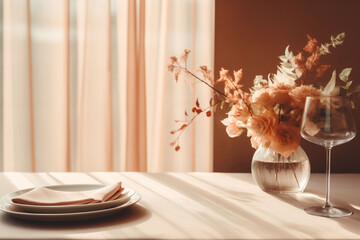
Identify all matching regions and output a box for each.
[221,117,245,138]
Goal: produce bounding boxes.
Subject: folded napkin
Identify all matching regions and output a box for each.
[12,182,124,206]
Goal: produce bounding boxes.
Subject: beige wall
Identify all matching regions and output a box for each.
[214,0,360,172]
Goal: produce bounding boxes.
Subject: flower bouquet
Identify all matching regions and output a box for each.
[168,32,356,158]
[168,32,359,193]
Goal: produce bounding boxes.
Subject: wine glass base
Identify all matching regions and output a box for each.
[305,206,353,218]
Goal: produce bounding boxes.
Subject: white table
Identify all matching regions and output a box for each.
[0,172,359,240]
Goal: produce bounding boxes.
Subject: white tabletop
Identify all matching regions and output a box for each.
[0,172,359,240]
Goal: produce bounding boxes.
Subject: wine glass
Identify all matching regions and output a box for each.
[300,96,356,217]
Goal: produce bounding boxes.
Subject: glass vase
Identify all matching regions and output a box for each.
[251,146,310,193]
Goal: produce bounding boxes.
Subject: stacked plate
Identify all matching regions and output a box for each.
[0,184,141,222]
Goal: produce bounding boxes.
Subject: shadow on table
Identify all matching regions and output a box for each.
[272,187,360,236]
[1,204,151,230]
[144,173,304,238]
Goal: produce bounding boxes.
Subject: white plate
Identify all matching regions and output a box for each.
[2,184,135,213]
[0,192,141,222]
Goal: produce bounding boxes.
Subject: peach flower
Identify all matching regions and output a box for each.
[221,117,245,138]
[290,85,321,107]
[222,101,252,138]
[246,110,277,150]
[227,102,251,123]
[269,122,301,158]
[246,110,277,138]
[268,83,293,105]
[252,88,274,110]
[249,134,271,150]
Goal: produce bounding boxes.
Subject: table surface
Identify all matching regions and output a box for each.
[0,172,359,240]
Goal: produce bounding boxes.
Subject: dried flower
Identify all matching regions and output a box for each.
[303,34,319,53]
[180,49,191,63]
[305,52,321,71]
[169,32,355,156]
[294,52,307,74]
[316,65,331,78]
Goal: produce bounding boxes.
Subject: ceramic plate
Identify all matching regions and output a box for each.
[2,184,135,213]
[0,192,141,222]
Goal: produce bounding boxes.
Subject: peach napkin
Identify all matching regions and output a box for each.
[11,182,123,206]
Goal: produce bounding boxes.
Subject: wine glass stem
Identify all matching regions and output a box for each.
[325,147,332,208]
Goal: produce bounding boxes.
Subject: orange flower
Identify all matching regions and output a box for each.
[290,85,321,107]
[252,88,274,110]
[269,122,301,158]
[269,83,293,105]
[246,110,277,139]
[245,110,278,150]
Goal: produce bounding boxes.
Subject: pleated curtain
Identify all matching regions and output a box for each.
[0,0,214,172]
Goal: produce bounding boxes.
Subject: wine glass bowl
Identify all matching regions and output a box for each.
[301,96,356,147]
[301,96,356,217]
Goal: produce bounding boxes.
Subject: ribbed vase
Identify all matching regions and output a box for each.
[251,146,310,193]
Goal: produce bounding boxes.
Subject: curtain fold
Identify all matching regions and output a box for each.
[125,0,147,171]
[3,0,32,171]
[74,0,113,171]
[1,0,214,172]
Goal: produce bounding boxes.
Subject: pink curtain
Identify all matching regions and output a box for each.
[1,0,214,172]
